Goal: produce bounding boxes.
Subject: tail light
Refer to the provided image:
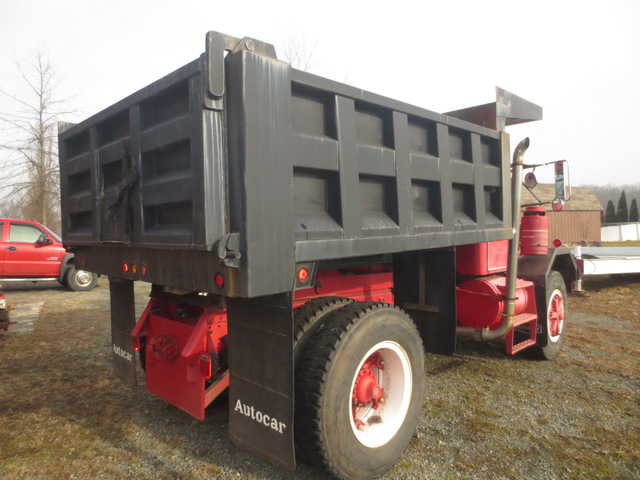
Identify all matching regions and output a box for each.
[297,267,309,283]
[199,352,213,379]
[294,262,317,289]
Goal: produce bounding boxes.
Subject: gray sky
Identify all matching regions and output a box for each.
[1,0,639,186]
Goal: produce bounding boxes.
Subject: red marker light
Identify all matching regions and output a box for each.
[122,263,129,273]
[140,264,147,276]
[199,352,213,379]
[297,267,309,283]
[215,273,225,289]
[553,239,563,247]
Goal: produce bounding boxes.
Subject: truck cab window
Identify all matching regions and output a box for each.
[9,224,44,243]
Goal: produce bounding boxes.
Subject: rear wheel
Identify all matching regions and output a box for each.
[65,266,98,291]
[295,302,424,479]
[293,296,353,366]
[531,271,567,360]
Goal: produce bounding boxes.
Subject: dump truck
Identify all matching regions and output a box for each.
[58,32,579,480]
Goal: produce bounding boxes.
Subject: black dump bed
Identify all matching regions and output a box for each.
[59,32,535,298]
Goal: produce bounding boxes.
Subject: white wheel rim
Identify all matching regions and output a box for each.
[349,341,412,448]
[75,270,93,287]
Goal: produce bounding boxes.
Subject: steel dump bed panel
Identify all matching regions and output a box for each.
[59,44,512,297]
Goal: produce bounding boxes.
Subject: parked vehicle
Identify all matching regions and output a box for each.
[58,32,579,479]
[0,219,98,291]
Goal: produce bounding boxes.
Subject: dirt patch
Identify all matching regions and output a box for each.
[0,276,638,479]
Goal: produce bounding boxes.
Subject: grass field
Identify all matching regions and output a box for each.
[1,276,638,479]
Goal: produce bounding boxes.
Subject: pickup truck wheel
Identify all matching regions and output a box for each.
[530,271,567,360]
[295,302,424,479]
[65,266,98,291]
[293,296,353,366]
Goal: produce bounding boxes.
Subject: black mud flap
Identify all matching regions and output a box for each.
[393,249,458,355]
[226,293,296,471]
[109,278,137,385]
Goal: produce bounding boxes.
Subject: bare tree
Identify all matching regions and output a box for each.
[280,36,319,72]
[0,50,72,230]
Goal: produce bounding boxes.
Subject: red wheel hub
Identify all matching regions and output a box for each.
[548,293,565,338]
[352,352,385,428]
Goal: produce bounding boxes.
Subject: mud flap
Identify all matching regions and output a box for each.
[109,278,137,385]
[226,293,295,471]
[393,248,457,355]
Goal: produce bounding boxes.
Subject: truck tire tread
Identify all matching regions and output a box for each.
[295,302,424,479]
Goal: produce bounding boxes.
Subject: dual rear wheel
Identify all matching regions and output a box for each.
[294,301,425,480]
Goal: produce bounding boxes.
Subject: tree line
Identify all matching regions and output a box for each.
[582,184,640,224]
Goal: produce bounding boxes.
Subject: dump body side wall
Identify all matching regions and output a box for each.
[59,49,513,298]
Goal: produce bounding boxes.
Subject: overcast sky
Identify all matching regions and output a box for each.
[1,0,638,186]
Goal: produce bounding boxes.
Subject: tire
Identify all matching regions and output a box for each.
[65,266,98,291]
[295,302,425,480]
[530,271,567,360]
[293,296,353,367]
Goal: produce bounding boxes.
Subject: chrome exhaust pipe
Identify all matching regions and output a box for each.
[482,137,529,341]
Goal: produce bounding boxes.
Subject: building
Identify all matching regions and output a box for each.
[520,184,603,245]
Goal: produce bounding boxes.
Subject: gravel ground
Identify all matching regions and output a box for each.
[0,276,638,480]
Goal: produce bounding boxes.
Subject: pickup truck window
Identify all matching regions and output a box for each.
[9,224,43,243]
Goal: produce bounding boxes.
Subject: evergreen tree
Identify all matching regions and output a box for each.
[616,191,629,223]
[604,200,616,224]
[630,198,639,222]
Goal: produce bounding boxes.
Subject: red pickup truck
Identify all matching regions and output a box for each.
[0,218,98,291]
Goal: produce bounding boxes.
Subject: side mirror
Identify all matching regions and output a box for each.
[36,233,53,245]
[523,172,538,189]
[553,160,570,203]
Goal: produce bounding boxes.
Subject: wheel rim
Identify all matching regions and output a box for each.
[349,341,412,448]
[75,270,93,287]
[547,288,565,342]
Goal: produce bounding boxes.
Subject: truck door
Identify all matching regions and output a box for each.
[4,222,61,277]
[0,221,6,274]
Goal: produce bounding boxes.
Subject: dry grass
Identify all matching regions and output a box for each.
[1,276,639,479]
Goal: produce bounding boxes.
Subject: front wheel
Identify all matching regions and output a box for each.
[531,270,567,360]
[295,302,425,479]
[65,266,98,291]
